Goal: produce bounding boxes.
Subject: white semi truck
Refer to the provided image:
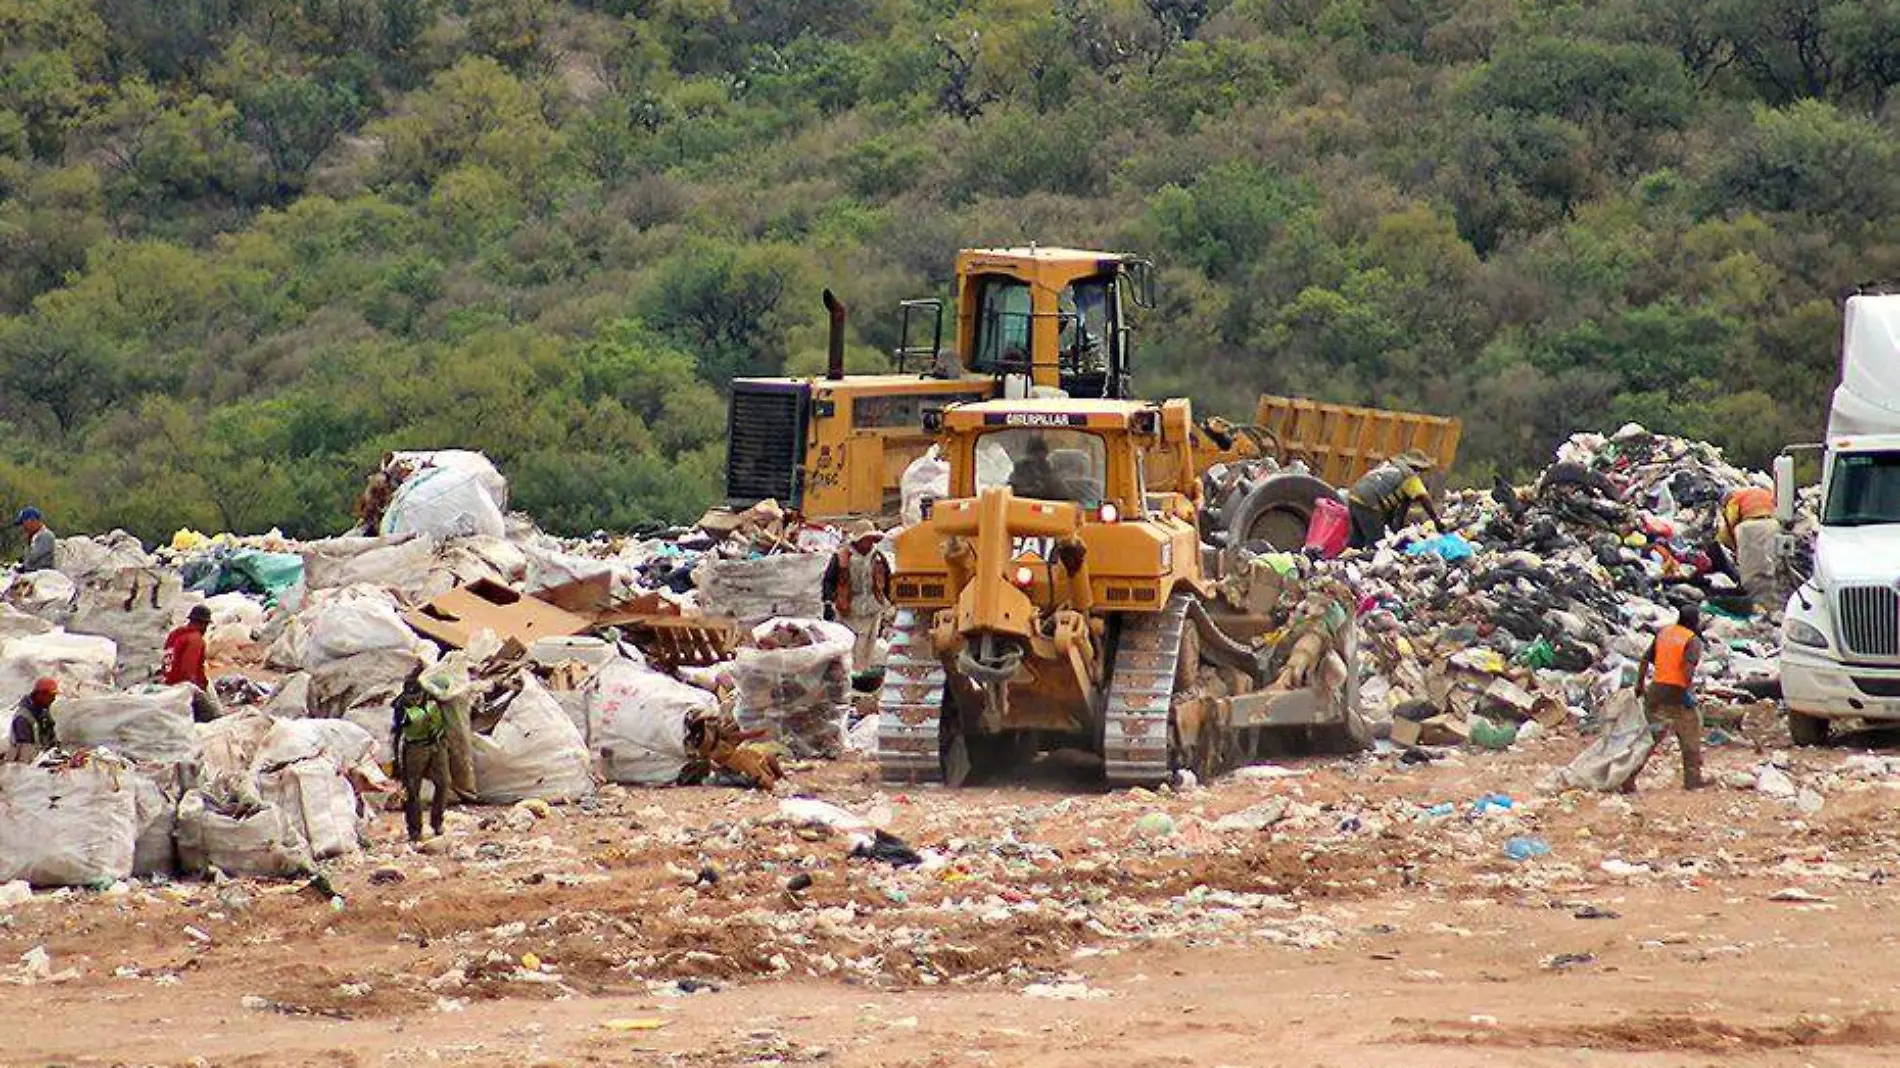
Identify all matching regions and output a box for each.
[1774,292,1900,744]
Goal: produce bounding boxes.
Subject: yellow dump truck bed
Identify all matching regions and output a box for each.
[1253,394,1461,488]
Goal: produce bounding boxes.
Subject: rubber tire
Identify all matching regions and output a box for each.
[1219,473,1337,553]
[1788,712,1830,747]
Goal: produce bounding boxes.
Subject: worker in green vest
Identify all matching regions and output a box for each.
[391,671,450,844]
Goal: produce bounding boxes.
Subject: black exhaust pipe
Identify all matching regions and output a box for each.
[824,289,846,381]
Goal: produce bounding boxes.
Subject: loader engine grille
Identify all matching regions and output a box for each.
[1837,585,1900,660]
[725,383,808,509]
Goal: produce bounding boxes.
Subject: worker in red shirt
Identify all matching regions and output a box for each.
[163,605,223,722]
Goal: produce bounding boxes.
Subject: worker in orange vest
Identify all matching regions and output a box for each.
[1630,605,1707,791]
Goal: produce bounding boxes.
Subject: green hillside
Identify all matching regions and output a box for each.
[2,0,1894,542]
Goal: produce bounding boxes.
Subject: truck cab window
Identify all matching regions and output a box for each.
[1824,452,1900,526]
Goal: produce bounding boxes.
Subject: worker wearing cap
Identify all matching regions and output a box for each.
[1347,449,1443,549]
[162,604,223,722]
[1717,485,1780,610]
[6,677,58,762]
[1631,604,1707,791]
[14,507,54,573]
[828,520,892,673]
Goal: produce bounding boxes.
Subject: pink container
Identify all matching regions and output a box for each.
[1304,496,1350,559]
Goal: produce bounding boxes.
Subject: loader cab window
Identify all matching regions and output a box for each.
[1059,274,1123,398]
[972,277,1032,373]
[975,429,1107,506]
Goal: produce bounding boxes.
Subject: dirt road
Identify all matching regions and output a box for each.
[7,727,1900,1067]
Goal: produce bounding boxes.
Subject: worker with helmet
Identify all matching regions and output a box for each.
[6,677,59,762]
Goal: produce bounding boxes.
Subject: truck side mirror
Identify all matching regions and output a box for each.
[1773,453,1796,525]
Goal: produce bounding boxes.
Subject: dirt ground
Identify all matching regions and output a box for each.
[9,720,1900,1068]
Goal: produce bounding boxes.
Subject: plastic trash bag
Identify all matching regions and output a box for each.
[900,447,951,528]
[1542,690,1655,793]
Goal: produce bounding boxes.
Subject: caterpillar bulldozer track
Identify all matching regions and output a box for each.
[878,395,1366,787]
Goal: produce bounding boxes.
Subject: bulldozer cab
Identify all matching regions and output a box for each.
[898,248,1154,400]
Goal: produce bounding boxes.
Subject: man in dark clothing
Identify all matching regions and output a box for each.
[1630,604,1707,790]
[1008,435,1068,501]
[392,674,451,843]
[15,507,54,573]
[1347,449,1443,548]
[162,605,222,722]
[7,677,58,762]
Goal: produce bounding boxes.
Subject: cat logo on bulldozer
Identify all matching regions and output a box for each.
[1011,536,1058,559]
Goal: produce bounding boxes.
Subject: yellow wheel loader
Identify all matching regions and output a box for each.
[876,396,1368,787]
[721,246,1460,553]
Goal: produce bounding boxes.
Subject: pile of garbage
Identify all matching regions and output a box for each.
[0,452,883,888]
[1330,424,1788,749]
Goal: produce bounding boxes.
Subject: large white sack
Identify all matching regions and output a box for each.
[0,604,54,642]
[8,568,76,620]
[175,783,314,879]
[0,630,117,708]
[305,595,423,665]
[53,685,197,764]
[300,535,439,594]
[258,760,361,860]
[1542,690,1656,793]
[390,450,509,511]
[588,659,706,785]
[254,717,380,775]
[731,618,853,758]
[67,567,185,682]
[262,672,313,718]
[694,553,831,626]
[55,531,153,582]
[0,759,139,887]
[472,676,595,803]
[130,765,188,877]
[900,447,951,528]
[194,711,277,781]
[382,466,506,540]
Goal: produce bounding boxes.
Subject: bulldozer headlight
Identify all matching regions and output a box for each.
[1012,565,1036,589]
[1098,503,1120,524]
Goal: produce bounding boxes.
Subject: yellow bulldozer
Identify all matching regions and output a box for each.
[722,246,1459,551]
[875,395,1368,787]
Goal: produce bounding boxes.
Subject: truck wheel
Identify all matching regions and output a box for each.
[1788,712,1830,747]
[1219,473,1336,552]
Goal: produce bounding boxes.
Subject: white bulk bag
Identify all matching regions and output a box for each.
[0,759,139,887]
[588,659,707,785]
[53,685,197,764]
[471,676,595,803]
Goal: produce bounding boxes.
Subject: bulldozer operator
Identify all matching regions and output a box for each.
[1008,434,1068,501]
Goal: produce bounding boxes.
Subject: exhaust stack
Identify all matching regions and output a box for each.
[824,289,846,381]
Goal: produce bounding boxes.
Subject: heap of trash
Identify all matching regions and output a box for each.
[1327,423,1790,749]
[0,452,877,889]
